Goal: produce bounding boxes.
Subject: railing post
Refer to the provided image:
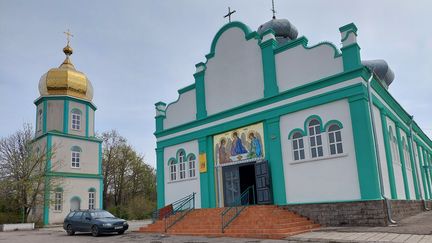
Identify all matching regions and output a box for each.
[193,192,195,209]
[252,185,256,205]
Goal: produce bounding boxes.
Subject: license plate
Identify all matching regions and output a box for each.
[115,226,123,229]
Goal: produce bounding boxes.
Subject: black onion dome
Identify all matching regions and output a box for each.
[257,18,298,44]
[362,59,395,86]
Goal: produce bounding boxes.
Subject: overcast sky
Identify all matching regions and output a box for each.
[1,0,431,168]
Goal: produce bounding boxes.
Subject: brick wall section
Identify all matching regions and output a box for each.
[281,200,432,227]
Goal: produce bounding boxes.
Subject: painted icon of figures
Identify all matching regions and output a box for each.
[230,131,248,156]
[218,138,231,164]
[248,132,262,158]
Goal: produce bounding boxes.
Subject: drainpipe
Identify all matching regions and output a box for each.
[409,115,430,210]
[366,71,397,224]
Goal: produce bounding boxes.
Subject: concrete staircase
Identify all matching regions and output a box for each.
[139,205,319,239]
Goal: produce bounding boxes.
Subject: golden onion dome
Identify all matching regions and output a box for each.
[38,44,93,101]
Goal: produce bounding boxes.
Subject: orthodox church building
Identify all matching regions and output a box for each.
[33,40,103,225]
[154,16,432,225]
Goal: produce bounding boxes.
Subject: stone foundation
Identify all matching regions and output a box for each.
[281,199,432,227]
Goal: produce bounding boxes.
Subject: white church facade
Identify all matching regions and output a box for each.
[33,42,103,225]
[154,17,432,225]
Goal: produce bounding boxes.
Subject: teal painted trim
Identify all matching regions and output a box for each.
[99,178,103,209]
[155,116,165,133]
[63,100,69,133]
[348,96,381,200]
[194,70,207,119]
[341,43,361,71]
[46,172,103,179]
[88,187,96,192]
[156,147,165,209]
[158,83,365,148]
[288,128,306,139]
[341,30,358,42]
[98,142,102,175]
[156,67,368,138]
[303,114,324,133]
[178,84,196,94]
[324,120,344,131]
[305,41,342,58]
[85,105,89,137]
[274,36,308,54]
[408,136,420,199]
[167,157,176,165]
[264,117,287,205]
[380,110,397,199]
[35,96,97,111]
[43,176,49,225]
[70,108,82,114]
[55,187,63,192]
[71,145,82,152]
[370,80,432,148]
[396,127,410,199]
[155,101,166,107]
[187,153,196,160]
[206,21,259,60]
[35,107,39,135]
[36,130,103,143]
[70,196,81,202]
[417,145,429,199]
[260,38,279,97]
[46,135,52,171]
[424,149,432,199]
[339,23,358,33]
[206,136,216,208]
[198,137,210,208]
[42,100,47,134]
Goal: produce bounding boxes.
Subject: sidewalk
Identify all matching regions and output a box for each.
[286,210,432,243]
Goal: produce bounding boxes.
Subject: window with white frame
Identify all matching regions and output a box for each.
[328,124,343,155]
[403,142,412,170]
[178,151,186,179]
[169,159,177,181]
[291,132,305,161]
[71,109,82,130]
[188,154,196,178]
[54,190,62,211]
[71,146,82,168]
[389,129,400,165]
[38,109,43,132]
[88,190,95,209]
[308,119,323,158]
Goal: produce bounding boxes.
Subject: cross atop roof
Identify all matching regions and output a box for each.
[224,7,236,23]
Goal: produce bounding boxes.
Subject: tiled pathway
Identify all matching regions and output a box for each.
[287,231,432,242]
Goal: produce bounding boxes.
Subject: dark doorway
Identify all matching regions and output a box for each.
[239,164,256,205]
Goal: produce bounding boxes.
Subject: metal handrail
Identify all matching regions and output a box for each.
[221,185,255,233]
[164,192,196,232]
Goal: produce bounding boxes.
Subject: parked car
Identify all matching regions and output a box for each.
[63,209,129,237]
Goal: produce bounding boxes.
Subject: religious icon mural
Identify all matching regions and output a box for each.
[214,123,265,164]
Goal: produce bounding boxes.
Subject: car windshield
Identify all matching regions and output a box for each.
[90,211,115,219]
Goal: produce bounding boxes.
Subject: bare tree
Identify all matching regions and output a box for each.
[0,124,60,223]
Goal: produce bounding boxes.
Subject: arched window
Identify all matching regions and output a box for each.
[54,188,63,211]
[70,196,81,211]
[71,146,82,168]
[389,129,400,165]
[169,159,177,181]
[291,132,305,161]
[308,119,323,158]
[38,109,43,132]
[178,151,186,179]
[71,108,82,130]
[88,188,96,210]
[328,124,343,155]
[403,141,411,170]
[188,154,196,178]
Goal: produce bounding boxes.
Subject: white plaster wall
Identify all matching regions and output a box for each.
[68,101,86,137]
[47,100,64,132]
[164,140,201,208]
[280,99,361,203]
[372,105,391,198]
[35,103,44,137]
[51,136,99,174]
[89,108,95,136]
[414,141,425,197]
[275,44,343,92]
[164,89,197,129]
[400,130,416,199]
[50,177,100,224]
[205,27,264,116]
[386,118,406,199]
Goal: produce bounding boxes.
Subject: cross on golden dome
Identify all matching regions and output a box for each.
[63,29,74,46]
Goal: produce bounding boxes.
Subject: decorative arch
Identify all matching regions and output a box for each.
[288,128,305,139]
[303,115,324,134]
[55,187,63,192]
[176,148,186,160]
[207,21,259,59]
[88,187,96,192]
[71,108,82,114]
[71,146,82,152]
[187,153,196,160]
[70,196,81,202]
[167,157,177,165]
[324,120,344,131]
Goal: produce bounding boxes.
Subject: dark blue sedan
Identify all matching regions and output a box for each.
[63,210,129,237]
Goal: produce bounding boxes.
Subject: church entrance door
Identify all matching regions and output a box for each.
[255,160,273,204]
[222,165,240,207]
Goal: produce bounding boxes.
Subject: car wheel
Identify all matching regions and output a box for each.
[118,230,125,235]
[66,225,75,236]
[91,225,99,237]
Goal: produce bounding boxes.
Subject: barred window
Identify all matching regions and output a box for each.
[88,191,95,210]
[291,132,305,161]
[71,109,82,130]
[71,146,82,168]
[308,119,323,158]
[188,154,196,178]
[54,191,62,211]
[169,159,177,181]
[328,124,343,155]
